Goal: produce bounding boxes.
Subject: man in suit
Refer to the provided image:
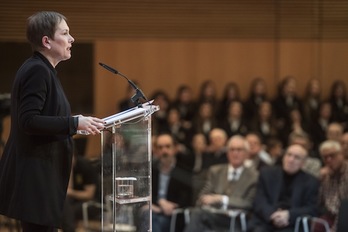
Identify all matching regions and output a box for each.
[184,135,259,232]
[149,133,192,232]
[248,144,320,232]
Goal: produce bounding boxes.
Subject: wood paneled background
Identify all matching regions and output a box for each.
[1,0,348,157]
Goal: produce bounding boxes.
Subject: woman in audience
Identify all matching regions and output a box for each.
[309,101,333,152]
[150,90,171,135]
[302,78,322,125]
[196,80,218,113]
[218,100,249,138]
[192,101,218,141]
[159,106,193,152]
[171,85,196,127]
[216,81,240,120]
[250,101,279,145]
[272,76,303,135]
[328,80,348,128]
[244,77,268,122]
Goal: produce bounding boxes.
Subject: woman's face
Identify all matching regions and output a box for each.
[49,19,74,65]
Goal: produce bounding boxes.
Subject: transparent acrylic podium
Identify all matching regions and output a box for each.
[100,101,159,232]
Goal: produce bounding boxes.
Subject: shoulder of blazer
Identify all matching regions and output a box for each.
[242,166,259,179]
[209,163,228,173]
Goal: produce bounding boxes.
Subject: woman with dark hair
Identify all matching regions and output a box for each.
[0,11,104,232]
[329,80,348,126]
[244,77,268,122]
[216,81,240,120]
[302,78,322,124]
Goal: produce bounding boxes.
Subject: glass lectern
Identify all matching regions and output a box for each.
[100,102,159,232]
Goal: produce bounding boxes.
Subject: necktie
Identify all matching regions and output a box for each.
[230,170,237,181]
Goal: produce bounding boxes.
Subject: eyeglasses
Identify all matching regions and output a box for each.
[228,147,245,153]
[321,152,338,161]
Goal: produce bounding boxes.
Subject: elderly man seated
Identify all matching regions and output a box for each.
[247,144,320,232]
[184,135,259,232]
[317,140,348,232]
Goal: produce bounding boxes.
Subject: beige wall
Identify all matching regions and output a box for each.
[80,39,348,157]
[2,39,348,157]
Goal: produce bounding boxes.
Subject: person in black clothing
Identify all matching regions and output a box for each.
[143,133,192,232]
[272,76,303,146]
[328,80,348,128]
[0,11,104,232]
[62,155,98,232]
[244,77,268,122]
[248,144,320,232]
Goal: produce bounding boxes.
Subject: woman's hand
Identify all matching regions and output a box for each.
[77,115,105,135]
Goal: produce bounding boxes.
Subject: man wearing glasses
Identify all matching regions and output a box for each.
[318,140,348,232]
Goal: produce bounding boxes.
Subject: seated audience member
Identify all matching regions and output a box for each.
[148,133,192,232]
[196,80,218,110]
[328,80,348,127]
[170,84,196,126]
[265,138,283,165]
[201,128,228,170]
[288,131,322,178]
[272,76,303,146]
[318,140,348,232]
[326,122,344,142]
[192,101,218,140]
[319,123,345,178]
[243,77,268,123]
[184,135,259,232]
[217,81,241,121]
[302,78,322,125]
[219,100,249,137]
[341,132,348,160]
[248,144,320,232]
[244,132,272,171]
[308,101,332,152]
[62,155,98,232]
[151,90,171,135]
[158,106,193,152]
[249,101,279,145]
[189,133,208,204]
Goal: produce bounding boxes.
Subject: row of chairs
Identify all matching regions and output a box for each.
[82,198,348,232]
[169,207,330,232]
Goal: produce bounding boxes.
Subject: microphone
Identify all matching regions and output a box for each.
[99,62,148,107]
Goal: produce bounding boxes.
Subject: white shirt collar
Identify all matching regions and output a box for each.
[228,165,244,181]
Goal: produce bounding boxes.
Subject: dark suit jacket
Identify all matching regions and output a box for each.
[0,52,77,227]
[250,166,319,227]
[152,160,193,208]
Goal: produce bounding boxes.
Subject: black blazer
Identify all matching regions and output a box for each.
[0,52,77,227]
[250,166,319,227]
[152,161,192,208]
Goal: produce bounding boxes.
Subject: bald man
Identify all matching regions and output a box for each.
[248,144,320,232]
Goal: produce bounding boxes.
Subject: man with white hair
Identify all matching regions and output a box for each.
[318,140,348,232]
[184,135,258,232]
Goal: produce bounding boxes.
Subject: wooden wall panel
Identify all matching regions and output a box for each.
[1,1,348,157]
[1,0,348,41]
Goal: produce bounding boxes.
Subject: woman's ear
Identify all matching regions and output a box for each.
[42,36,51,49]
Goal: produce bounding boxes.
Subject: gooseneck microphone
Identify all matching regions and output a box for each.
[99,62,148,107]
